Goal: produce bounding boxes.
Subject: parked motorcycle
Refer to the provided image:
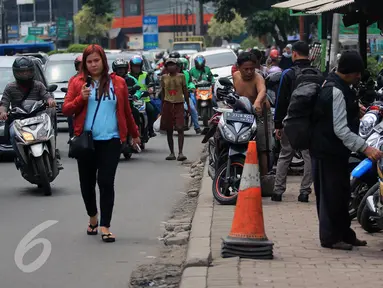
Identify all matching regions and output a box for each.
[360,141,383,233]
[9,100,60,196]
[195,80,214,127]
[206,77,257,205]
[348,101,383,219]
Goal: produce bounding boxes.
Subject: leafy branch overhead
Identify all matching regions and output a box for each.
[208,11,245,41]
[74,2,114,40]
[209,0,297,47]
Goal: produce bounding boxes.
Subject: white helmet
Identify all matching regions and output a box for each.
[214,77,232,100]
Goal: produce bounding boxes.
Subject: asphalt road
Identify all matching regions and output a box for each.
[0,125,203,288]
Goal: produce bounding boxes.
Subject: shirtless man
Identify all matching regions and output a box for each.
[233,52,272,176]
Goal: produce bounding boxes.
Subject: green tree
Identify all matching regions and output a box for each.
[208,11,245,42]
[74,0,114,43]
[210,0,298,49]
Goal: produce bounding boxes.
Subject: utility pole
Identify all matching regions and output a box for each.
[330,13,340,70]
[1,0,5,43]
[49,0,52,25]
[195,0,203,35]
[33,0,36,24]
[73,0,79,43]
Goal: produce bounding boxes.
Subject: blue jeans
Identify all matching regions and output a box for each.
[185,99,200,130]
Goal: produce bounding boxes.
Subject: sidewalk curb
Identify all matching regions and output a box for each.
[179,159,212,288]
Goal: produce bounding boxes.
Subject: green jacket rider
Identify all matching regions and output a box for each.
[128,55,157,137]
[189,55,215,84]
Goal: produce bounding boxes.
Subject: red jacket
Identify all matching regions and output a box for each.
[62,73,139,142]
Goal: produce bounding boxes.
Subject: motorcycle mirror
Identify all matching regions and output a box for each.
[47,84,58,93]
[218,77,233,87]
[213,74,219,77]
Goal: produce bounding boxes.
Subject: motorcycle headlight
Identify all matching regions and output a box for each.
[359,113,378,138]
[238,129,252,143]
[201,101,208,107]
[222,125,235,142]
[22,131,34,141]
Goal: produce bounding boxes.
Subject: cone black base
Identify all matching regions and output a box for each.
[221,236,274,260]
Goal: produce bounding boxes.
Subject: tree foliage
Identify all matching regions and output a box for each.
[74,4,113,42]
[208,11,245,42]
[82,0,115,15]
[210,0,298,48]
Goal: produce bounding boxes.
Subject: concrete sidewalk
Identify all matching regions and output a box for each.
[181,174,383,288]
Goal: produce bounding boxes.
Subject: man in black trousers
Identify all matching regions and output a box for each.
[310,50,383,250]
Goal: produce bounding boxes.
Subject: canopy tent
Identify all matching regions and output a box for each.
[272,0,354,14]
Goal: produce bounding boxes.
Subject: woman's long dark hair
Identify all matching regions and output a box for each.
[81,44,110,99]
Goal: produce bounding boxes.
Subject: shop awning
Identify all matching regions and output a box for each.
[272,0,354,14]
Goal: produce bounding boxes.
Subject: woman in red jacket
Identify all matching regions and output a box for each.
[63,44,140,242]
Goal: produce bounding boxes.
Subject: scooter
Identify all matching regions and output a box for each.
[9,100,60,196]
[208,78,258,205]
[133,91,150,150]
[195,80,214,127]
[349,101,383,220]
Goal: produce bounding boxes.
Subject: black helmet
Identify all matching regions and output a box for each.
[155,51,165,60]
[74,55,82,71]
[169,51,181,58]
[13,56,35,82]
[112,58,128,72]
[194,55,206,69]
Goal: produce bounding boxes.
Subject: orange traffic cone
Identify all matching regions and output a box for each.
[221,141,274,259]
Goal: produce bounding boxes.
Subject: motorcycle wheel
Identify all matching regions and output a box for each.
[140,142,145,150]
[201,108,209,127]
[349,178,371,220]
[212,156,245,205]
[290,151,304,167]
[357,182,379,224]
[359,189,381,233]
[35,156,51,196]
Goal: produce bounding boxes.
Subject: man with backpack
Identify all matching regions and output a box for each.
[272,41,314,203]
[310,51,383,250]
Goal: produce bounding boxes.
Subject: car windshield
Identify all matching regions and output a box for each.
[45,60,76,83]
[0,67,15,94]
[191,52,237,69]
[173,43,202,51]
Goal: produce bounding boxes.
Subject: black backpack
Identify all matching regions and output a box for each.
[283,66,325,150]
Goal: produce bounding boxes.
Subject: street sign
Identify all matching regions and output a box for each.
[143,16,159,50]
[57,17,66,26]
[28,27,44,35]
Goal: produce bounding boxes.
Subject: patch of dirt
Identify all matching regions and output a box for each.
[129,148,207,288]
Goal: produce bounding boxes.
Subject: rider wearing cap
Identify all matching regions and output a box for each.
[267,49,282,74]
[128,55,157,138]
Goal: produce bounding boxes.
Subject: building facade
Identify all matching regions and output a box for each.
[111,0,215,49]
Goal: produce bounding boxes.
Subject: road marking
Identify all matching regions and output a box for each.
[14,220,58,273]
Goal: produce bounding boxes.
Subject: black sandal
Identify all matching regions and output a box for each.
[101,233,116,243]
[87,222,98,235]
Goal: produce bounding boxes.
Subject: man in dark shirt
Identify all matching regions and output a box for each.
[272,41,313,203]
[311,51,383,250]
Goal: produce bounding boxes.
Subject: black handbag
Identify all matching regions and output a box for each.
[68,94,102,159]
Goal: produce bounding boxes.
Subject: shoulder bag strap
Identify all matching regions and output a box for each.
[90,82,104,131]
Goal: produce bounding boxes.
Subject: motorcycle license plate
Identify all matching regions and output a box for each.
[20,115,45,126]
[226,112,254,124]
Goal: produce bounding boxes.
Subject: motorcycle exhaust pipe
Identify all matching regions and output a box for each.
[366,195,377,213]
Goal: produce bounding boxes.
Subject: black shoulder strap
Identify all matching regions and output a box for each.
[20,81,35,102]
[90,82,103,131]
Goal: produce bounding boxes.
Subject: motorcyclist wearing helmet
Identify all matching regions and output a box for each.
[111,58,141,131]
[267,49,282,74]
[128,55,157,137]
[0,56,62,169]
[189,55,217,106]
[179,57,201,134]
